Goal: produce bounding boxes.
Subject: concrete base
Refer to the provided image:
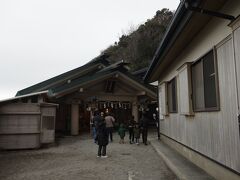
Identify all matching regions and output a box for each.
[150,138,214,180]
[160,135,240,180]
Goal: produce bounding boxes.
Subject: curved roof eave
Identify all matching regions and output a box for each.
[16,56,109,96]
[51,70,156,99]
[144,0,201,83]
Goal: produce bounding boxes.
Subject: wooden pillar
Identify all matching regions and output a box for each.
[132,98,139,122]
[71,104,79,135]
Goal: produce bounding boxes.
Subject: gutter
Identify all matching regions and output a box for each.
[144,0,193,82]
[185,0,235,21]
[144,0,235,83]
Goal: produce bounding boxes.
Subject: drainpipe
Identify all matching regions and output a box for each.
[184,0,235,21]
[157,85,160,140]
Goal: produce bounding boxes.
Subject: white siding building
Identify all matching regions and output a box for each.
[145,0,240,179]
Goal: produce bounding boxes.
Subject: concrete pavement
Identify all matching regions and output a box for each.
[149,138,215,180]
[0,134,177,180]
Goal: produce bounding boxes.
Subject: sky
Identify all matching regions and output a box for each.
[0,0,179,100]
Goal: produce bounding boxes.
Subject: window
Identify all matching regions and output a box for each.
[191,50,219,111]
[167,78,177,113]
[31,96,38,103]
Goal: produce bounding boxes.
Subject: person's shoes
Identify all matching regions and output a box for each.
[136,143,139,145]
[101,155,108,158]
[97,155,101,158]
[144,143,148,145]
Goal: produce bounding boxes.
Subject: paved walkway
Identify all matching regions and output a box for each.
[150,138,215,180]
[0,134,177,180]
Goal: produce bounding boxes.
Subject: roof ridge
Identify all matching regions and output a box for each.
[16,56,109,96]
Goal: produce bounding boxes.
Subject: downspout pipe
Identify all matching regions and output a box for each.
[185,0,235,21]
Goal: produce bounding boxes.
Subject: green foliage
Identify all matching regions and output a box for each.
[102,8,174,71]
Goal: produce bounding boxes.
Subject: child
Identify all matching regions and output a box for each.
[133,124,140,145]
[118,123,127,144]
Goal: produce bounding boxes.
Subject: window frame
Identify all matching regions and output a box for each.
[191,48,220,112]
[167,77,178,113]
[159,82,168,116]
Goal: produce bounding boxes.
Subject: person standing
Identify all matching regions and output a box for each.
[128,116,135,144]
[140,112,149,145]
[133,123,140,145]
[105,113,115,142]
[96,119,108,158]
[118,123,127,144]
[153,113,160,140]
[92,111,102,143]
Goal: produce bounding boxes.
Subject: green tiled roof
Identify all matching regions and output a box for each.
[16,55,109,96]
[16,56,156,98]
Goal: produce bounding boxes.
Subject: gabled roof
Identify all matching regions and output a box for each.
[144,0,230,82]
[50,67,156,98]
[98,60,129,73]
[16,55,109,96]
[132,67,148,80]
[16,55,156,99]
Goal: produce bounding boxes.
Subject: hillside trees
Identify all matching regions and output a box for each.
[102,8,174,71]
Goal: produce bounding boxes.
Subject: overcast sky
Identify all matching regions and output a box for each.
[0,0,179,100]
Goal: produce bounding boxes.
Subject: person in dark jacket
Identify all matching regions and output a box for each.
[96,119,109,158]
[140,112,149,145]
[153,113,160,140]
[92,111,103,143]
[128,116,135,144]
[133,123,140,145]
[90,111,99,143]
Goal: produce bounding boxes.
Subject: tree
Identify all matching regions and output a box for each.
[102,8,174,71]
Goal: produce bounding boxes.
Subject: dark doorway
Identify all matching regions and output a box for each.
[98,107,132,129]
[79,105,90,133]
[56,103,71,135]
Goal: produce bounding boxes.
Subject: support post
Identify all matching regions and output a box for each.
[132,98,139,122]
[71,104,79,135]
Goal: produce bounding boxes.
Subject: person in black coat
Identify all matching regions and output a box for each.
[96,119,109,158]
[92,111,102,143]
[128,116,135,144]
[140,112,149,145]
